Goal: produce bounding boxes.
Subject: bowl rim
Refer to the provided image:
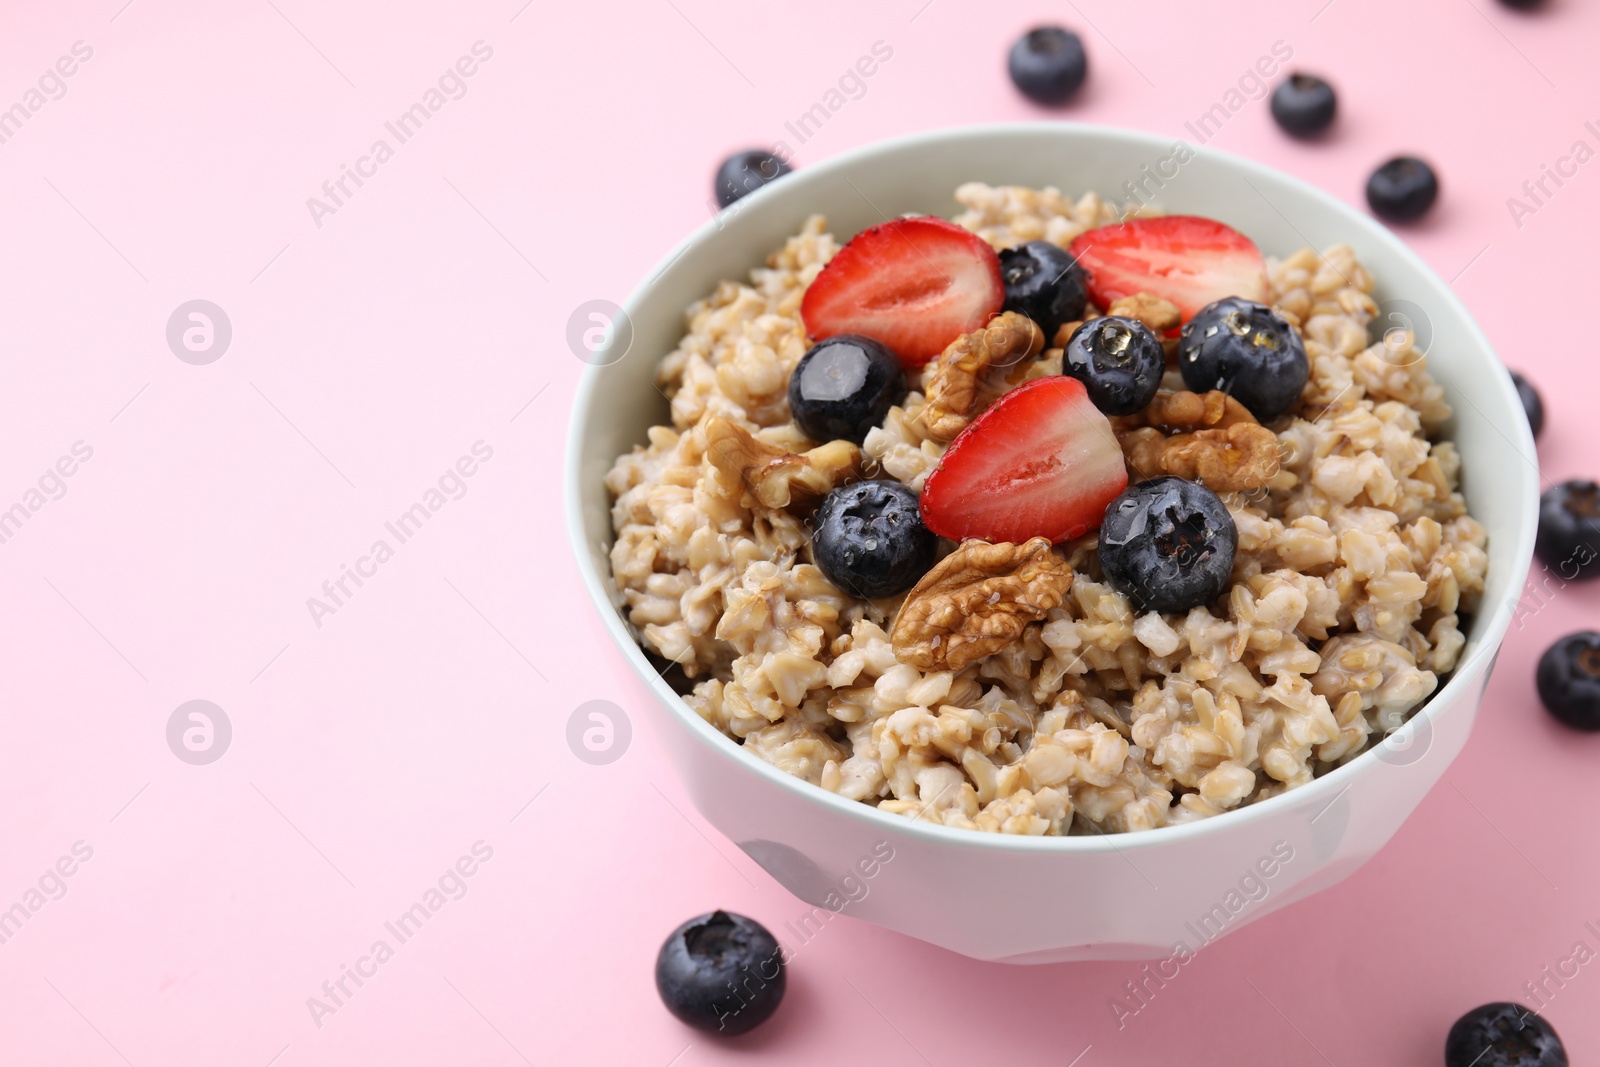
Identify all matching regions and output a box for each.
[564,120,1538,855]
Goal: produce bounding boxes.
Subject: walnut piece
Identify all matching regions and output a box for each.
[1105,292,1181,334]
[1051,321,1086,348]
[1114,389,1255,432]
[1113,390,1282,492]
[1049,293,1178,350]
[890,537,1074,671]
[919,312,1045,442]
[1125,422,1283,490]
[703,417,860,511]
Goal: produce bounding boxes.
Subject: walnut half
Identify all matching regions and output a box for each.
[703,417,860,511]
[1112,390,1282,492]
[890,537,1074,671]
[919,312,1045,442]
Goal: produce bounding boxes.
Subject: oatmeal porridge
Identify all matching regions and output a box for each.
[603,183,1487,835]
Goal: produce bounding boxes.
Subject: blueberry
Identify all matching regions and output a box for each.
[1537,632,1600,731]
[1063,316,1165,416]
[1445,1003,1567,1067]
[1511,371,1544,440]
[1497,0,1545,8]
[1098,477,1238,614]
[655,910,785,1036]
[1535,480,1600,581]
[788,336,906,444]
[813,480,937,599]
[1270,73,1337,137]
[714,150,792,209]
[1177,297,1309,421]
[1007,27,1088,105]
[999,241,1088,338]
[1366,156,1439,222]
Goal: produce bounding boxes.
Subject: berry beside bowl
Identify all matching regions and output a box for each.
[566,125,1538,963]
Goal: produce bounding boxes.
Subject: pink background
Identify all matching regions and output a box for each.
[1,0,1598,1063]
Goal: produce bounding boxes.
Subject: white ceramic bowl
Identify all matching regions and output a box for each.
[566,124,1538,963]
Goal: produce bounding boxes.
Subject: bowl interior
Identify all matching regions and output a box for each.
[566,122,1538,849]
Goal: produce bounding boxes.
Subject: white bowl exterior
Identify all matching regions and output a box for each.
[567,124,1538,963]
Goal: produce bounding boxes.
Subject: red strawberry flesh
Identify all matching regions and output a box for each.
[801,216,1004,366]
[920,376,1128,544]
[1069,215,1267,322]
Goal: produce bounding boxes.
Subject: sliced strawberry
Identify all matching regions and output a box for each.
[801,216,1004,366]
[1068,216,1267,322]
[920,376,1128,544]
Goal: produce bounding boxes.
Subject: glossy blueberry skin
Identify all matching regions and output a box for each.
[1511,371,1544,440]
[1007,27,1088,105]
[812,480,937,600]
[1444,1003,1567,1067]
[655,911,786,1036]
[1366,156,1439,222]
[1536,632,1600,731]
[1177,297,1309,421]
[1062,316,1165,416]
[713,149,792,209]
[787,335,906,445]
[1098,476,1238,615]
[1270,73,1337,137]
[1535,480,1600,581]
[999,241,1089,339]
